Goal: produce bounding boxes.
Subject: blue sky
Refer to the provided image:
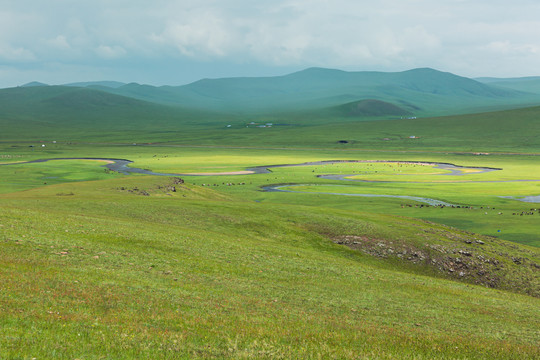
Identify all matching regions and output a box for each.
[1,0,540,87]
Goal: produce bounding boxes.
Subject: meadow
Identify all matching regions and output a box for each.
[1,96,539,358]
[3,143,537,244]
[1,166,539,359]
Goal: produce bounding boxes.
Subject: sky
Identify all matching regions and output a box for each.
[1,0,540,88]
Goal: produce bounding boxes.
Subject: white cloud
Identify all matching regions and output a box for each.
[48,35,70,50]
[483,41,540,57]
[2,0,540,85]
[155,14,235,57]
[96,45,127,59]
[0,43,35,61]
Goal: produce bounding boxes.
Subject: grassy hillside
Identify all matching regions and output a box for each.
[292,104,540,152]
[0,175,538,359]
[131,104,540,153]
[0,86,232,141]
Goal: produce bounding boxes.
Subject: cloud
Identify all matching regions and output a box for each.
[0,42,35,61]
[48,35,70,50]
[153,13,235,57]
[96,45,127,59]
[1,0,540,86]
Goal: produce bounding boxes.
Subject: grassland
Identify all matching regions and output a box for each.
[3,144,537,243]
[3,101,540,157]
[1,88,539,358]
[1,174,539,359]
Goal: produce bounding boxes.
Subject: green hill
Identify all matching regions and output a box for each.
[0,86,226,141]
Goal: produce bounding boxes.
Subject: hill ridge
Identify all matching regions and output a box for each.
[9,67,540,116]
[98,67,538,115]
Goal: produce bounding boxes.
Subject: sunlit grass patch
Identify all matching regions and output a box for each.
[0,159,123,193]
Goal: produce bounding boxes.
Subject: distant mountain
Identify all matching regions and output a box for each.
[64,81,126,89]
[475,76,540,83]
[41,87,146,109]
[21,81,49,87]
[9,68,540,121]
[476,76,540,94]
[95,67,539,116]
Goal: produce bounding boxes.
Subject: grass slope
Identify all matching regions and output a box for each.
[0,176,538,358]
[106,104,539,153]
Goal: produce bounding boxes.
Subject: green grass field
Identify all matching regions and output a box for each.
[1,100,539,358]
[1,174,539,358]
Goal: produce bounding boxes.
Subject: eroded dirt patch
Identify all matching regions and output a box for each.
[332,230,539,297]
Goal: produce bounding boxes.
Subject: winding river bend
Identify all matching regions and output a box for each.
[261,184,457,206]
[0,158,501,175]
[2,158,539,203]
